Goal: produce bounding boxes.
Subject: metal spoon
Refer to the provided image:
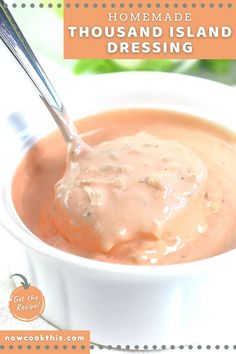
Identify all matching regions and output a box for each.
[0,0,82,154]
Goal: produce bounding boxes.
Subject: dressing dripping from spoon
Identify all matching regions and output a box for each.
[0,0,87,159]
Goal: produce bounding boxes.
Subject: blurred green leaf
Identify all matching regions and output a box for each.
[201,60,232,75]
[135,59,176,71]
[73,59,235,83]
[74,59,123,74]
[73,59,197,75]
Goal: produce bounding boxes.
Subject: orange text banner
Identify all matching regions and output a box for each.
[64,0,236,59]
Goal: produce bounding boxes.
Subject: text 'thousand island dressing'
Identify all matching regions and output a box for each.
[13,109,236,265]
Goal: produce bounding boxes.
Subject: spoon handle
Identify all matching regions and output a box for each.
[0,1,79,145]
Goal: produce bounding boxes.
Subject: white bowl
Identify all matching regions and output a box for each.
[1,72,236,347]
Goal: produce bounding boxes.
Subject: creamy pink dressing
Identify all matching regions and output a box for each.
[55,131,218,258]
[12,109,236,265]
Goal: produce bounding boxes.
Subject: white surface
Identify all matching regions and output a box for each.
[1,44,236,352]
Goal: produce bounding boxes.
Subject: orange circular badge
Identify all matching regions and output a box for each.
[9,274,45,322]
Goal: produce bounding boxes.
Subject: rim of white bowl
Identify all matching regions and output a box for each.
[2,71,236,278]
